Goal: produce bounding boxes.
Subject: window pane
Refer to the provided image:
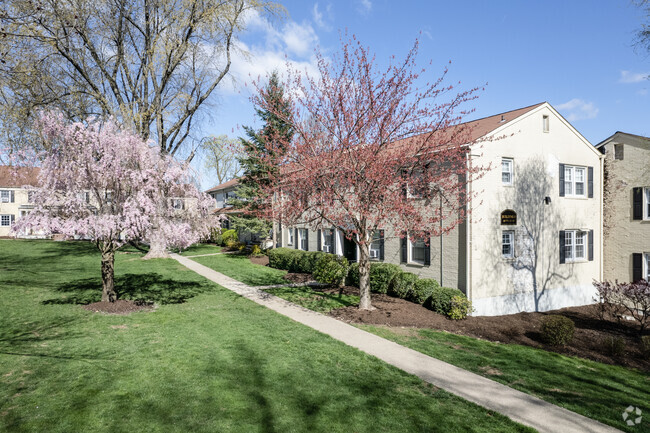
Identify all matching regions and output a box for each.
[646,189,650,219]
[502,159,512,184]
[565,231,573,259]
[1,215,9,226]
[502,172,511,184]
[370,231,381,256]
[412,238,425,263]
[575,182,584,196]
[646,254,650,280]
[575,168,584,182]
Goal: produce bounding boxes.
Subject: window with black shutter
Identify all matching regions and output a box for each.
[400,233,407,263]
[633,187,643,220]
[559,230,566,264]
[633,253,643,281]
[559,164,565,197]
[587,167,593,198]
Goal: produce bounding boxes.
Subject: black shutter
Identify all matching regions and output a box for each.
[317,229,322,251]
[294,228,298,249]
[10,214,15,225]
[424,232,431,266]
[559,230,566,264]
[332,229,337,255]
[559,164,565,197]
[588,230,594,261]
[305,230,309,251]
[587,167,593,198]
[400,232,407,263]
[633,253,643,281]
[379,230,385,261]
[633,187,643,220]
[10,191,15,203]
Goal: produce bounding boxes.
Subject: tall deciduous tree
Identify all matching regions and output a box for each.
[203,135,244,185]
[233,71,292,246]
[15,113,216,302]
[0,0,281,158]
[252,36,485,310]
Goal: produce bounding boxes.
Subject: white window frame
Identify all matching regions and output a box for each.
[406,167,426,199]
[298,228,308,251]
[0,190,10,203]
[614,143,624,160]
[322,228,334,253]
[502,158,513,185]
[287,228,294,246]
[564,165,586,198]
[502,230,514,258]
[542,115,549,133]
[409,236,426,265]
[171,198,184,210]
[0,215,12,226]
[564,230,587,262]
[644,253,650,281]
[644,187,650,220]
[369,231,381,260]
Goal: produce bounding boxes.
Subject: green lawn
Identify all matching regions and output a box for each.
[177,243,222,256]
[192,252,288,286]
[264,286,360,313]
[0,239,532,433]
[360,325,649,433]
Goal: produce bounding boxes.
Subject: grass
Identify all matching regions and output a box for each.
[177,243,222,256]
[192,252,288,286]
[0,239,533,433]
[360,325,650,433]
[264,286,360,313]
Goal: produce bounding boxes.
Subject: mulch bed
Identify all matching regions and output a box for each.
[326,286,650,372]
[249,255,269,266]
[82,300,155,315]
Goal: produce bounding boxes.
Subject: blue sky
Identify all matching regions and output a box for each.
[197,0,649,189]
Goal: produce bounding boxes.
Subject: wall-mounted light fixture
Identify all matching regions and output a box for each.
[544,196,552,205]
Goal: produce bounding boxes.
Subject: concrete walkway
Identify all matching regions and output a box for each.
[172,253,622,433]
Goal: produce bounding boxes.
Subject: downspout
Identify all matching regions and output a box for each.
[440,194,443,286]
[600,153,604,281]
[467,152,473,305]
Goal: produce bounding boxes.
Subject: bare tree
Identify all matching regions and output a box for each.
[0,0,281,159]
[203,135,244,185]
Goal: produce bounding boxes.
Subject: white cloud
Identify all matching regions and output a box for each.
[556,99,599,122]
[620,70,649,84]
[312,3,333,31]
[358,0,372,15]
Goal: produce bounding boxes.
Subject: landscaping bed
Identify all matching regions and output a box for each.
[81,299,155,314]
[329,291,650,371]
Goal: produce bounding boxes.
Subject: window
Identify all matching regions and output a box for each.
[287,228,294,246]
[502,158,513,185]
[542,115,549,132]
[564,165,586,197]
[410,237,426,265]
[171,199,184,210]
[0,215,13,226]
[405,167,426,198]
[502,231,514,258]
[322,229,334,253]
[0,190,10,203]
[77,191,90,204]
[369,231,382,260]
[105,191,114,204]
[646,188,650,220]
[298,228,308,251]
[645,253,650,281]
[564,230,587,262]
[614,144,624,160]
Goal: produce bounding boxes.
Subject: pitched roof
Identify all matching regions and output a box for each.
[0,166,40,188]
[205,178,239,194]
[595,131,650,148]
[460,102,545,141]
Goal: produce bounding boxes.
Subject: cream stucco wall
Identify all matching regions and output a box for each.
[467,104,603,315]
[599,133,650,282]
[0,187,35,237]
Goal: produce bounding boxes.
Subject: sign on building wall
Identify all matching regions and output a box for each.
[500,209,517,225]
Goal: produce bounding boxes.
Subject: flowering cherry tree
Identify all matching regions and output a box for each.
[252,36,486,310]
[15,113,216,302]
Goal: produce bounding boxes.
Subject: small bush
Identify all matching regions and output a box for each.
[370,263,403,294]
[268,248,300,270]
[448,295,473,320]
[408,278,439,304]
[388,272,418,299]
[540,315,575,346]
[313,254,349,288]
[295,251,325,274]
[207,227,223,245]
[425,286,464,315]
[641,335,650,357]
[602,336,626,356]
[250,244,263,256]
[347,263,360,287]
[221,229,238,246]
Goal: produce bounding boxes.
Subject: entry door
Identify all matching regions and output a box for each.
[343,237,357,262]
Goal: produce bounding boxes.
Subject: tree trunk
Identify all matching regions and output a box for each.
[358,241,373,310]
[143,228,169,259]
[101,249,117,302]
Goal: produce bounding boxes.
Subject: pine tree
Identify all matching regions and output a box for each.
[231,72,292,244]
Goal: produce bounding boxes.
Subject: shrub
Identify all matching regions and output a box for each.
[425,286,464,315]
[221,229,238,246]
[250,244,263,256]
[641,335,650,357]
[602,336,626,356]
[388,272,418,299]
[295,251,325,274]
[347,262,402,294]
[313,254,349,288]
[347,262,360,287]
[408,278,439,304]
[540,315,575,346]
[448,295,473,320]
[207,227,222,245]
[268,248,300,270]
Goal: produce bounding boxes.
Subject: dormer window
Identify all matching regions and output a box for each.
[543,115,549,133]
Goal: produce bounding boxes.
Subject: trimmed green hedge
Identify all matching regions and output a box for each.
[424,286,464,315]
[268,248,326,274]
[388,272,418,299]
[408,278,439,304]
[348,262,402,294]
[313,254,349,287]
[221,229,238,246]
[541,315,575,345]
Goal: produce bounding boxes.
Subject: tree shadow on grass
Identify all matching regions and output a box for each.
[43,273,213,305]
